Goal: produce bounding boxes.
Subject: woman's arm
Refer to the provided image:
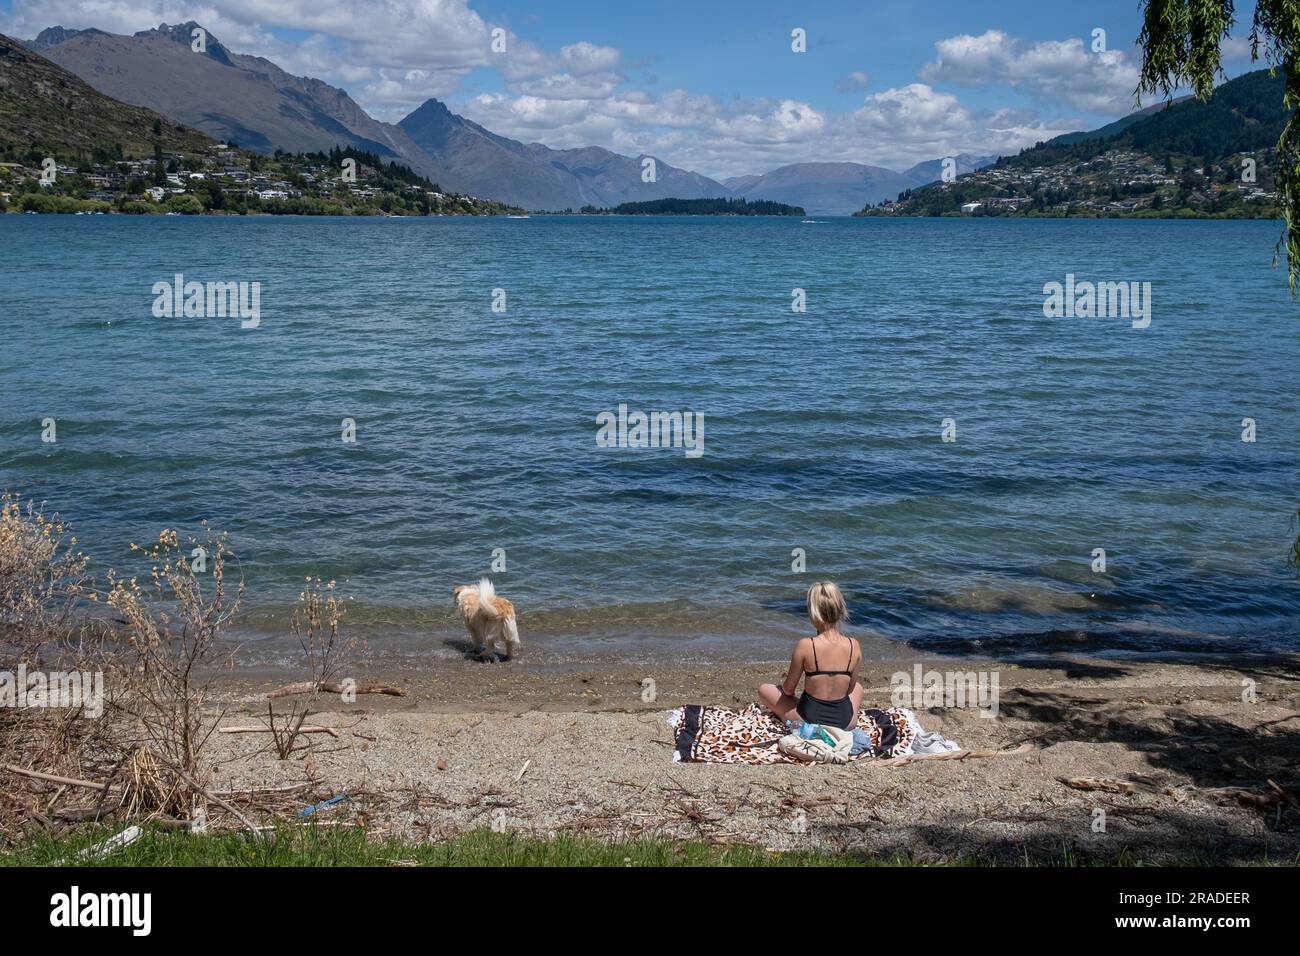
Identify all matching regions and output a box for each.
[780,640,805,697]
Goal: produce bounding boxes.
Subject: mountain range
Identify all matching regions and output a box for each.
[999,68,1285,172]
[863,68,1285,218]
[0,30,211,161]
[716,154,997,214]
[29,23,437,177]
[397,97,726,210]
[22,21,996,213]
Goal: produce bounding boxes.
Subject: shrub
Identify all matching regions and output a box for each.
[106,526,242,815]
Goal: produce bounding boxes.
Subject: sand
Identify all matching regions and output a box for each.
[203,656,1300,864]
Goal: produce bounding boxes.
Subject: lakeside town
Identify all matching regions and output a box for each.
[2,130,1281,221]
[0,138,521,216]
[861,147,1282,218]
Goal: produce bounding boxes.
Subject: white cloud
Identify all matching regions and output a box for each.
[835,70,870,93]
[712,99,826,144]
[4,1,546,89]
[0,4,1106,178]
[851,83,970,137]
[822,84,1071,169]
[560,41,619,75]
[458,80,1072,177]
[511,71,624,102]
[920,29,1140,112]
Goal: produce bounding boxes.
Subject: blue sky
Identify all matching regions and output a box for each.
[0,1,1265,177]
[469,1,1134,107]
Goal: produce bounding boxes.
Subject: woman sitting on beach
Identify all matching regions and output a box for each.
[758,581,862,730]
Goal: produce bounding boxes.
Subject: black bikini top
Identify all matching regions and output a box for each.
[806,635,858,677]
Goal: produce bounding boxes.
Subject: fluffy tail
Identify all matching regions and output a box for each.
[475,577,501,617]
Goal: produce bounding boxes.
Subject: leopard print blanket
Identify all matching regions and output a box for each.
[666,704,917,764]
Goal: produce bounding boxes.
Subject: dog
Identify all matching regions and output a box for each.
[452,577,521,661]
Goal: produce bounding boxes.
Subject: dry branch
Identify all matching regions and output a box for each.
[3,764,108,791]
[150,754,262,838]
[52,806,116,822]
[1268,779,1300,809]
[219,725,339,737]
[878,742,1033,768]
[1059,777,1147,794]
[211,782,314,798]
[268,681,406,699]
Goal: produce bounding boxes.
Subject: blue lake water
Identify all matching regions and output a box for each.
[2,214,1298,662]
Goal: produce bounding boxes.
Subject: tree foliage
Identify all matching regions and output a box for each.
[1138,0,1300,292]
[589,197,805,216]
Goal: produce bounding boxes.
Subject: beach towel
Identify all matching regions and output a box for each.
[850,707,962,756]
[665,704,923,764]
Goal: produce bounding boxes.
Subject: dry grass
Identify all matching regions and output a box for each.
[261,579,353,760]
[0,491,92,658]
[0,493,371,845]
[0,493,115,839]
[103,525,242,816]
[0,498,265,842]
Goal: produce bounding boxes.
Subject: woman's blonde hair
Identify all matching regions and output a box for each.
[806,581,848,632]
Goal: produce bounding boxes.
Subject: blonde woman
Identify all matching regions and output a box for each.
[759,582,862,729]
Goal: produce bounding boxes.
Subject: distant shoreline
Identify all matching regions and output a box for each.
[4,208,1283,220]
[0,209,808,218]
[857,208,1283,221]
[571,197,805,216]
[0,208,520,218]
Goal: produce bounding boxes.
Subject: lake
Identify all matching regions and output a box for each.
[2,214,1297,663]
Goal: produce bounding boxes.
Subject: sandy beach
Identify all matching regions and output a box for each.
[202,655,1300,864]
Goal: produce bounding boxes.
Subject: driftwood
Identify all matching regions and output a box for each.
[1268,779,1300,809]
[211,782,314,797]
[878,742,1033,768]
[1057,776,1299,821]
[149,755,264,839]
[1203,786,1290,811]
[52,806,207,828]
[267,681,407,699]
[219,725,339,738]
[1059,776,1298,808]
[53,806,117,822]
[3,763,108,791]
[1057,776,1162,795]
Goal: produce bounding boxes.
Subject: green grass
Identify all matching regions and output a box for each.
[4,825,1295,867]
[1,824,957,867]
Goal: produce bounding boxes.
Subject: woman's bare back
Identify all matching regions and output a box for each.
[801,630,858,700]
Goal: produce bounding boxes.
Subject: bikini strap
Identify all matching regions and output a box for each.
[810,636,820,673]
